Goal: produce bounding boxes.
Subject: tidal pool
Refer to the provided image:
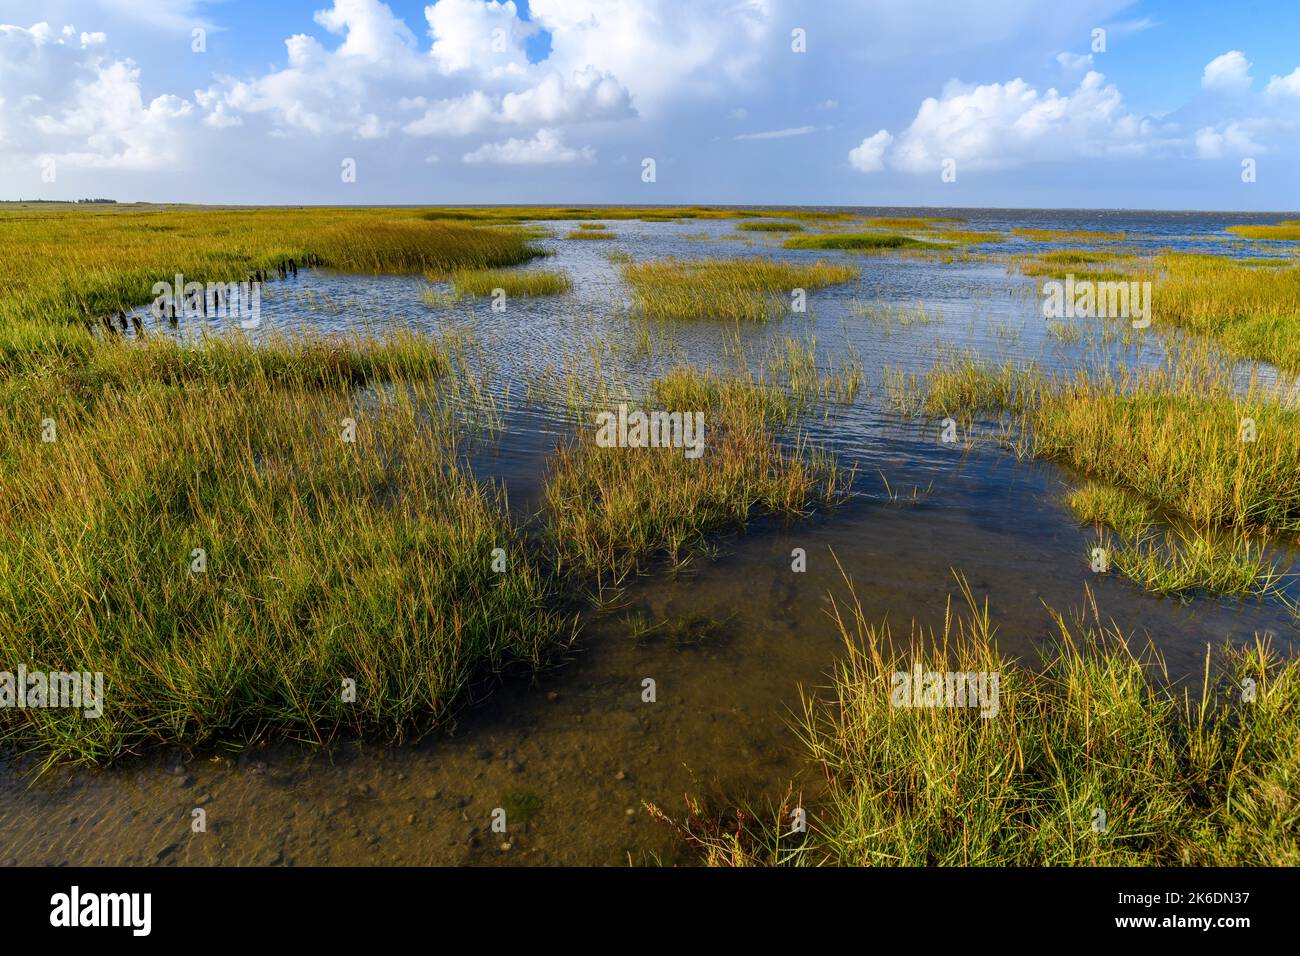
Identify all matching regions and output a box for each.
[2,208,1295,865]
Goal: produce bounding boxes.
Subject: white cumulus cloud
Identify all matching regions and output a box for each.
[1265,67,1300,98]
[1194,120,1268,159]
[881,71,1164,174]
[0,21,194,170]
[1201,51,1252,94]
[847,130,892,172]
[462,127,594,163]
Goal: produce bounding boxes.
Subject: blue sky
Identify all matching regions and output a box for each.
[2,0,1298,209]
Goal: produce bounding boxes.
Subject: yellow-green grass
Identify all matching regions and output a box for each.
[449,267,572,297]
[784,232,945,252]
[1013,227,1128,241]
[0,206,547,330]
[1066,480,1155,537]
[473,222,555,241]
[423,206,853,224]
[1046,320,1083,344]
[671,577,1300,866]
[0,328,575,763]
[576,222,608,230]
[1014,249,1138,278]
[851,303,940,329]
[621,257,859,321]
[736,221,805,233]
[891,357,1300,598]
[763,335,862,405]
[543,367,848,583]
[566,228,615,240]
[925,228,1007,244]
[918,361,1300,536]
[1226,222,1300,241]
[855,216,968,229]
[1151,253,1300,374]
[1106,528,1286,599]
[1068,482,1289,599]
[648,364,797,426]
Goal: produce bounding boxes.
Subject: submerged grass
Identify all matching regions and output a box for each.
[1108,528,1286,598]
[1066,480,1155,538]
[621,257,858,321]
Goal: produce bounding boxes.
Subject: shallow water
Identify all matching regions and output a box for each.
[3,208,1297,865]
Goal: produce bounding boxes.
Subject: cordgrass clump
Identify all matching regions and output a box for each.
[892,358,1300,598]
[1108,528,1285,598]
[799,582,1300,865]
[621,257,858,321]
[856,217,967,230]
[449,267,572,297]
[421,206,853,224]
[0,330,574,763]
[736,221,805,233]
[910,361,1300,536]
[1013,227,1127,242]
[543,368,848,583]
[784,233,941,252]
[659,577,1300,866]
[0,206,547,329]
[1151,253,1300,374]
[1226,222,1300,241]
[1066,480,1155,538]
[1014,249,1137,279]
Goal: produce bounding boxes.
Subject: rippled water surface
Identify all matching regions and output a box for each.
[2,208,1296,865]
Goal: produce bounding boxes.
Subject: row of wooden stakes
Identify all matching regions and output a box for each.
[91,254,323,336]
